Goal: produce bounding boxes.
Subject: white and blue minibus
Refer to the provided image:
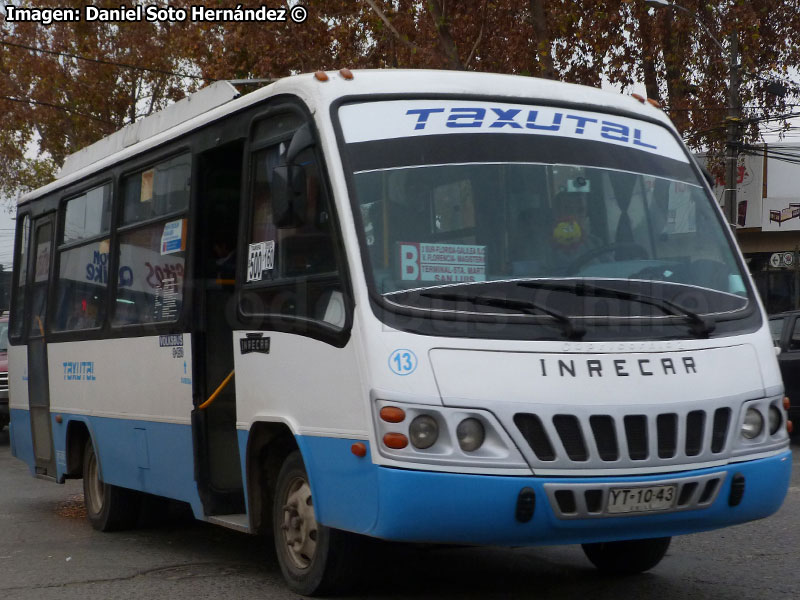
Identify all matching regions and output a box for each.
[9,70,791,595]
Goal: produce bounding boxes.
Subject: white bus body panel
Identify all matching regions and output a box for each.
[234,330,368,438]
[9,345,29,410]
[429,344,765,407]
[47,337,193,424]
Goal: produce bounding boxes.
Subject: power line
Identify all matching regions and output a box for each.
[0,39,210,82]
[665,104,800,112]
[0,94,116,124]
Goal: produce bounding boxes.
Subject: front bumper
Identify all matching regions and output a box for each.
[299,434,791,547]
[365,451,791,545]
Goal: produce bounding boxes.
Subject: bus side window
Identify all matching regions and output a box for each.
[112,154,190,326]
[241,139,346,331]
[54,184,112,332]
[10,214,31,339]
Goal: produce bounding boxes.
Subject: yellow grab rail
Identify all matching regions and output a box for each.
[198,370,235,410]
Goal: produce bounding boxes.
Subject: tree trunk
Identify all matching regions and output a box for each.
[427,0,464,70]
[529,0,556,79]
[660,14,690,133]
[636,10,660,101]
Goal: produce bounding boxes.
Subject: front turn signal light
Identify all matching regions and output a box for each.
[380,406,406,423]
[383,433,408,449]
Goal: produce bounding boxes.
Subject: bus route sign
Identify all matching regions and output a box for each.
[398,242,486,283]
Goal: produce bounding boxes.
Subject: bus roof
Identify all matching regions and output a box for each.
[19,69,673,206]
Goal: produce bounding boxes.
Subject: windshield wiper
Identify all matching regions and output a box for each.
[516,280,716,337]
[419,290,586,340]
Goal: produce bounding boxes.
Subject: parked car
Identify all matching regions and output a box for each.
[769,311,800,434]
[0,315,7,430]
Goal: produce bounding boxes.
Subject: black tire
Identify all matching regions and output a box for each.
[273,450,362,596]
[582,537,671,575]
[82,439,141,532]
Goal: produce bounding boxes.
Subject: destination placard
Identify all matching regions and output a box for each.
[398,242,486,283]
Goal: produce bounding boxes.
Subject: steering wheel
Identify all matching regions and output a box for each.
[563,242,649,275]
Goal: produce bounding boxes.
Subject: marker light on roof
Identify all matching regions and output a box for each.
[314,71,329,82]
[339,68,354,80]
[631,93,646,103]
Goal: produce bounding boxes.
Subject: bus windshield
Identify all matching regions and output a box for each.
[339,100,750,323]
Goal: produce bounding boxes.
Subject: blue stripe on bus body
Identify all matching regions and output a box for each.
[66,415,205,517]
[10,414,791,546]
[294,435,380,533]
[237,429,251,518]
[11,409,205,518]
[9,409,35,474]
[296,435,791,546]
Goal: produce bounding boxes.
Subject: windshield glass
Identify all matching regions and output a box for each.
[339,100,750,322]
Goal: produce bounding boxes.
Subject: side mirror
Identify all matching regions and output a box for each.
[286,123,315,163]
[271,124,315,228]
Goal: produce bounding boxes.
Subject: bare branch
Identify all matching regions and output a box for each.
[362,0,420,53]
[466,0,489,68]
[427,0,464,69]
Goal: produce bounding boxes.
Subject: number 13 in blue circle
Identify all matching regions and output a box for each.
[389,349,418,376]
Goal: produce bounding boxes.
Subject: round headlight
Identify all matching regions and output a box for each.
[456,418,485,452]
[741,408,764,439]
[768,405,782,435]
[409,415,439,449]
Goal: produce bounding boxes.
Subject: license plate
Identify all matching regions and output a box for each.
[606,485,676,514]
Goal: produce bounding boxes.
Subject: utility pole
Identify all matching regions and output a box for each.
[725,31,741,228]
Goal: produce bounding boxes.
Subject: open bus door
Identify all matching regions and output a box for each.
[191,141,246,518]
[27,214,56,477]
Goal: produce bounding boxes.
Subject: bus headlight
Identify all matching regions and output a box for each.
[456,418,485,452]
[409,415,439,449]
[768,405,782,435]
[741,408,763,439]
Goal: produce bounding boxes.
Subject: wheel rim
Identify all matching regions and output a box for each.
[85,450,105,515]
[280,475,318,569]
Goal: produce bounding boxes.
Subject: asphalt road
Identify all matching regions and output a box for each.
[1,427,798,599]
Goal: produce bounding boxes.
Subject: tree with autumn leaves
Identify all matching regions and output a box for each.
[1,0,799,200]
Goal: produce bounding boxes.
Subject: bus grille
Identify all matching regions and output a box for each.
[514,408,732,469]
[544,472,727,519]
[0,372,8,392]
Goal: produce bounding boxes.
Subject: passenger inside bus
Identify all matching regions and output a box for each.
[547,190,603,271]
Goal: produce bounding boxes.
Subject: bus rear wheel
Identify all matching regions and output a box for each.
[582,537,671,575]
[82,439,141,532]
[273,450,361,596]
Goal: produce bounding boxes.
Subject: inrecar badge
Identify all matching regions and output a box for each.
[240,333,270,355]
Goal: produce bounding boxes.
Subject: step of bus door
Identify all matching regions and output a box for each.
[206,513,250,533]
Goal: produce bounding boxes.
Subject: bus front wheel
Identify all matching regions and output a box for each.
[82,439,141,531]
[582,537,671,575]
[273,450,362,596]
